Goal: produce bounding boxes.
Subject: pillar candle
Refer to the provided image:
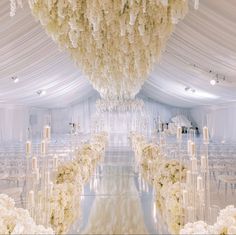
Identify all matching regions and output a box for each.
[191,157,198,172]
[201,155,206,172]
[190,142,196,156]
[176,126,182,140]
[28,190,34,206]
[53,155,58,169]
[203,126,209,143]
[32,157,37,171]
[26,140,32,155]
[197,176,203,191]
[182,189,188,207]
[194,0,199,10]
[186,170,191,186]
[40,140,46,155]
[187,140,192,155]
[43,125,51,140]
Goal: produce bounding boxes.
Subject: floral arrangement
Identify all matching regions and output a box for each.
[180,205,236,235]
[130,132,187,234]
[55,160,81,184]
[0,194,54,234]
[10,0,188,99]
[48,132,108,234]
[49,183,80,235]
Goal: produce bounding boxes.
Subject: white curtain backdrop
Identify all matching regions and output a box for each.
[0,105,29,143]
[191,103,236,141]
[0,95,194,143]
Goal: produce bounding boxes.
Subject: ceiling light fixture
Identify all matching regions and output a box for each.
[210,79,216,86]
[185,87,195,93]
[37,90,46,96]
[11,76,19,83]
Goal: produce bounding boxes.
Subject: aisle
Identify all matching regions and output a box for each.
[70,148,163,234]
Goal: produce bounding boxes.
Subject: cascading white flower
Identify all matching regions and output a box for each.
[10,0,188,99]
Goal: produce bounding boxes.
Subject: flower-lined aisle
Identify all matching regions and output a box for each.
[131,132,236,235]
[46,132,108,234]
[0,132,108,235]
[130,132,187,234]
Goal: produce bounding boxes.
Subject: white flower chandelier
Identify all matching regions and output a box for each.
[96,98,144,113]
[10,0,189,99]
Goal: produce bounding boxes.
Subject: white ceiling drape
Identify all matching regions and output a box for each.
[0,0,236,108]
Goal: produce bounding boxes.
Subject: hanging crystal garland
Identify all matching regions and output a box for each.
[10,0,190,99]
[96,98,144,113]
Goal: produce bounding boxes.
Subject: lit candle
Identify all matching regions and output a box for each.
[187,140,192,155]
[176,126,182,141]
[186,170,191,185]
[190,142,196,156]
[26,140,32,155]
[197,176,203,191]
[201,155,207,172]
[40,140,46,155]
[203,126,209,143]
[191,157,198,172]
[32,157,37,171]
[43,125,51,140]
[28,190,34,206]
[53,155,58,169]
[194,0,199,10]
[182,189,188,207]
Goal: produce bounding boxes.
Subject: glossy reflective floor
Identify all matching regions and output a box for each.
[69,148,168,234]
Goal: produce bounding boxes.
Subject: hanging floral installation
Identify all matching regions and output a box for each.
[10,0,188,99]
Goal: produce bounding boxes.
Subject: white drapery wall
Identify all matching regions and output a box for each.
[0,105,29,143]
[191,104,236,141]
[0,96,194,143]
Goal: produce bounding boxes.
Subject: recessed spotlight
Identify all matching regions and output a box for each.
[11,76,19,83]
[37,90,46,96]
[210,79,216,86]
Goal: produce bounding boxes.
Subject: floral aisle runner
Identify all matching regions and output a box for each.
[130,132,187,234]
[49,132,108,234]
[81,165,148,235]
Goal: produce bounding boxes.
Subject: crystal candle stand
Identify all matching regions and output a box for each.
[182,127,212,225]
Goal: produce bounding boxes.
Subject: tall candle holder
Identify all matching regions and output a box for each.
[202,126,211,223]
[25,140,32,210]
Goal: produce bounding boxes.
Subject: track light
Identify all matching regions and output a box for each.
[11,76,19,83]
[37,90,46,96]
[185,87,195,93]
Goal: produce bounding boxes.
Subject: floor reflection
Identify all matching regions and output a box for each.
[69,149,168,235]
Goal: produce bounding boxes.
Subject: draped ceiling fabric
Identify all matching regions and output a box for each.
[0,0,236,108]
